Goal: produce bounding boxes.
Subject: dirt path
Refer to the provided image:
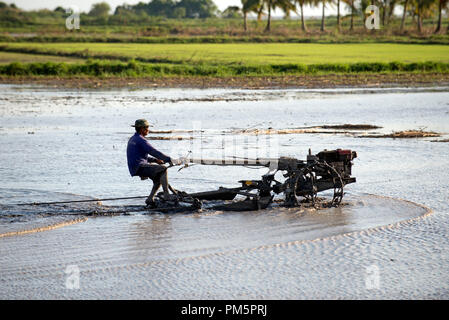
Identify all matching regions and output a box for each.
[2,73,449,89]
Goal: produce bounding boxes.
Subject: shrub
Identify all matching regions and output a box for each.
[1,60,449,77]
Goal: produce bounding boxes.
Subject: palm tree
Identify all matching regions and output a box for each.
[278,0,297,18]
[256,3,265,22]
[320,0,326,31]
[337,0,341,31]
[417,3,423,33]
[342,0,355,31]
[263,0,295,32]
[400,0,409,32]
[315,0,333,32]
[295,0,308,32]
[264,0,273,32]
[416,0,434,33]
[434,0,449,33]
[378,0,388,26]
[309,0,326,32]
[385,0,398,26]
[241,0,261,31]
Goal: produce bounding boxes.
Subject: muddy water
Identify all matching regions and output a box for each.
[0,85,448,299]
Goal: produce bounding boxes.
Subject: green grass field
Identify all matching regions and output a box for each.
[0,51,85,64]
[2,42,449,65]
[1,42,449,77]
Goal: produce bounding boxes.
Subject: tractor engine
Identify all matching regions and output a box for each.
[311,149,357,178]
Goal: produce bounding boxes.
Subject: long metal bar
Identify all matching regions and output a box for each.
[186,158,274,167]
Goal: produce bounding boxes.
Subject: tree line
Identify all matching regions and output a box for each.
[240,0,448,33]
[0,0,447,34]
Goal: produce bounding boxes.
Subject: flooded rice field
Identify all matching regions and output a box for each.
[0,84,448,299]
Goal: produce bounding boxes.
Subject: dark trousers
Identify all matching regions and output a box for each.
[136,164,167,182]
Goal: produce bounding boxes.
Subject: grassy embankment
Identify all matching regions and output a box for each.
[1,42,449,78]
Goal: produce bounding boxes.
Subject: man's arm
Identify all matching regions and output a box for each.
[141,138,171,163]
[147,156,164,164]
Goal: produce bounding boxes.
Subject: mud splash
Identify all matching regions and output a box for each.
[0,217,87,238]
[0,189,98,236]
[0,190,431,242]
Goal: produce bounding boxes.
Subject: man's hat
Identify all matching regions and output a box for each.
[131,119,151,128]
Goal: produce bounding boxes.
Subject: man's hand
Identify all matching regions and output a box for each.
[170,157,187,166]
[155,159,164,165]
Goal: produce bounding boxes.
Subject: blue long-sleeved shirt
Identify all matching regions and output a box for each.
[126,132,171,176]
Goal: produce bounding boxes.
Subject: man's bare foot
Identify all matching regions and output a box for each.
[145,197,157,208]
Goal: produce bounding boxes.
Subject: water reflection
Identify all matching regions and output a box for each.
[128,215,174,261]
